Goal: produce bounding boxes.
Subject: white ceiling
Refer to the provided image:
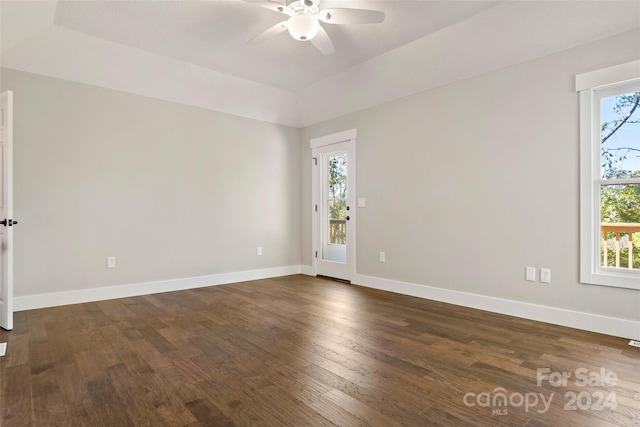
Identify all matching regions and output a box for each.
[51,0,500,92]
[1,1,640,127]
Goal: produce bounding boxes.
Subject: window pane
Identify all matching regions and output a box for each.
[328,219,346,245]
[600,91,640,179]
[328,154,347,199]
[328,200,346,244]
[600,183,640,270]
[328,200,347,220]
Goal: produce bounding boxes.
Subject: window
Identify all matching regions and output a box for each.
[577,60,640,290]
[327,153,347,245]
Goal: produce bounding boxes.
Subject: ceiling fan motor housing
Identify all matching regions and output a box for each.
[286,0,316,8]
[286,0,319,14]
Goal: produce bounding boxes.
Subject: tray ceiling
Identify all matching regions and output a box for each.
[2,1,640,127]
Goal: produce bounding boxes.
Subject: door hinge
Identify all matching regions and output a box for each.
[313,157,317,165]
[315,251,318,258]
[315,204,317,212]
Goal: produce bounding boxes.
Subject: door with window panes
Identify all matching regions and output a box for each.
[313,139,355,281]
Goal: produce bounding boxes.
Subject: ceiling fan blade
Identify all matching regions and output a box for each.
[310,25,335,55]
[248,21,288,45]
[242,0,293,16]
[317,8,385,25]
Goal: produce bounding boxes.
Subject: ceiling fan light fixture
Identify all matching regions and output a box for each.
[287,12,319,41]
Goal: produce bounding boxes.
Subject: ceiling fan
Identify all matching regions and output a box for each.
[243,0,385,55]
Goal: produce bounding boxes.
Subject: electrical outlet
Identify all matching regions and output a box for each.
[525,267,536,282]
[540,268,551,283]
[107,256,116,269]
[379,251,386,263]
[257,247,262,256]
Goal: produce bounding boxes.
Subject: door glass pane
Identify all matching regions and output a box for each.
[600,183,640,270]
[323,152,347,262]
[328,154,347,198]
[328,200,346,244]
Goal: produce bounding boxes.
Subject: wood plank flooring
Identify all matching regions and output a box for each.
[1,275,639,426]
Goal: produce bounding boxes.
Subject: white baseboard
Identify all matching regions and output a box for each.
[13,265,302,311]
[13,266,639,341]
[300,265,315,276]
[353,274,640,341]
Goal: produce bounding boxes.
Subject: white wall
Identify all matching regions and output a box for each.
[300,29,640,324]
[1,69,301,298]
[1,28,638,337]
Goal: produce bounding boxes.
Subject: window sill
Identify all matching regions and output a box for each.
[580,269,640,290]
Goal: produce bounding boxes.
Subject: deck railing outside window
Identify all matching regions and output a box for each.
[329,219,346,245]
[601,223,640,269]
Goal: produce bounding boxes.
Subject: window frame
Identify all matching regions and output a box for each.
[577,60,640,290]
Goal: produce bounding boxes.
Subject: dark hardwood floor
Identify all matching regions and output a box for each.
[1,275,639,426]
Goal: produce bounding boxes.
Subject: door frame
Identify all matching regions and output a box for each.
[311,129,356,281]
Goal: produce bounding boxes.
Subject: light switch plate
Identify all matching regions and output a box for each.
[540,268,551,283]
[358,198,366,208]
[525,267,536,282]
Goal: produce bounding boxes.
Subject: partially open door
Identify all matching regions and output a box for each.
[0,90,14,331]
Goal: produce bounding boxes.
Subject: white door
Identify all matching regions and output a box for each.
[312,131,356,281]
[0,91,14,331]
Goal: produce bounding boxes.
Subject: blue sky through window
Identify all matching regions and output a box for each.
[600,92,640,178]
